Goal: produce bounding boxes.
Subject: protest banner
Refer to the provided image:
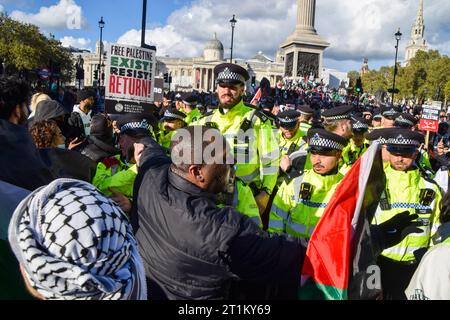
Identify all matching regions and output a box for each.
[419,103,441,148]
[104,43,156,115]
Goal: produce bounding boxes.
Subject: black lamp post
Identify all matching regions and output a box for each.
[98,16,105,87]
[229,15,237,63]
[391,28,402,104]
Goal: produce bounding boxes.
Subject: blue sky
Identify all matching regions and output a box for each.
[1,0,449,73]
[1,0,190,44]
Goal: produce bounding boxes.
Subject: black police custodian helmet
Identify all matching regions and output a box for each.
[214,63,250,86]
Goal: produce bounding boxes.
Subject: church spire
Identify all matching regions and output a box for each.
[404,0,428,65]
[411,0,425,41]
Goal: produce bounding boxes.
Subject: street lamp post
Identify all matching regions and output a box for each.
[229,15,237,63]
[391,28,402,104]
[98,16,105,87]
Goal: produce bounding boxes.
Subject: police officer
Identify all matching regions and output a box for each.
[321,104,354,139]
[268,128,348,236]
[380,105,402,128]
[277,109,307,158]
[92,114,154,212]
[372,129,443,300]
[158,108,186,151]
[394,112,433,179]
[372,109,382,129]
[195,63,279,214]
[297,104,314,134]
[181,93,202,125]
[394,113,418,130]
[341,117,370,169]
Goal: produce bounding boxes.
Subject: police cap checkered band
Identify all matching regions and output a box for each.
[120,119,151,134]
[366,128,397,144]
[387,134,421,146]
[162,110,186,121]
[214,63,249,85]
[298,105,314,115]
[395,116,414,127]
[321,105,354,121]
[352,118,369,130]
[381,105,401,117]
[307,129,348,151]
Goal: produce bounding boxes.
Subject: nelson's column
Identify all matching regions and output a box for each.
[280,0,329,80]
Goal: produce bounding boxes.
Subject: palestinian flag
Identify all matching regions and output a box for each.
[299,142,385,300]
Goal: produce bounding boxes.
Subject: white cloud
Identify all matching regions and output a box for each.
[10,0,86,31]
[60,36,91,50]
[116,0,450,71]
[0,5,4,12]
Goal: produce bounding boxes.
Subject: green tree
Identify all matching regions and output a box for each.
[347,70,360,88]
[0,13,74,82]
[444,79,450,109]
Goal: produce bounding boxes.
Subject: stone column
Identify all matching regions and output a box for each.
[296,0,316,34]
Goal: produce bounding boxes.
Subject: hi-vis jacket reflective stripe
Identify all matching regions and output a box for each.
[194,100,280,192]
[372,165,442,262]
[92,155,138,199]
[269,168,344,238]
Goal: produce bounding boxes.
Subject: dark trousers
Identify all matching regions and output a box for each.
[378,255,419,300]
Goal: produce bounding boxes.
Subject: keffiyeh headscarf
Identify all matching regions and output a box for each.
[8,179,147,300]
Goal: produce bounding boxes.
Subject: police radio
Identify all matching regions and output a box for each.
[300,183,313,201]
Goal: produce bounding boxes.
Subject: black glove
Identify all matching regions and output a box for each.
[372,211,423,251]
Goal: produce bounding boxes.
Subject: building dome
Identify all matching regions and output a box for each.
[203,33,224,61]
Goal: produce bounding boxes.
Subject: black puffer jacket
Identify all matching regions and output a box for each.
[134,138,306,300]
[80,136,119,163]
[0,119,55,191]
[38,148,97,182]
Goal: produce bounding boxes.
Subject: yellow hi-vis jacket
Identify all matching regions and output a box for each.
[195,100,280,193]
[92,155,138,199]
[372,165,442,262]
[269,168,344,238]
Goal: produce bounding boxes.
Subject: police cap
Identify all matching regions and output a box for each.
[321,105,354,121]
[160,109,186,122]
[277,110,300,129]
[366,127,397,145]
[118,114,153,136]
[394,113,418,129]
[297,104,314,116]
[385,129,425,155]
[352,117,369,133]
[381,104,402,119]
[214,63,249,86]
[182,93,198,106]
[307,128,349,152]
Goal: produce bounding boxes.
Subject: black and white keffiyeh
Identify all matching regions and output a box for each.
[8,179,147,300]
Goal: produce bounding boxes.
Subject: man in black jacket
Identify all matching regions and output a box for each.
[0,77,55,191]
[133,125,307,300]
